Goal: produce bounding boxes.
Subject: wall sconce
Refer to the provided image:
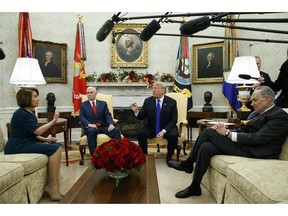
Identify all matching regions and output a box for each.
[226,56,260,113]
[10,57,46,87]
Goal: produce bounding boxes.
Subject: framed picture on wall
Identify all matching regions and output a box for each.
[32,39,67,83]
[192,41,224,83]
[111,23,148,68]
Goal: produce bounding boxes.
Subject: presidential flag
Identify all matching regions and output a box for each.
[222,14,241,115]
[72,18,87,116]
[173,36,193,110]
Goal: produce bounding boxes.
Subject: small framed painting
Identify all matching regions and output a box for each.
[33,39,67,83]
[192,41,224,83]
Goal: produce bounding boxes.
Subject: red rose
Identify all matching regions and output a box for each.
[91,138,145,173]
[115,155,125,169]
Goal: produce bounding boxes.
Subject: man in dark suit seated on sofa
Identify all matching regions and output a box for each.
[79,87,121,155]
[130,81,178,166]
[168,86,288,198]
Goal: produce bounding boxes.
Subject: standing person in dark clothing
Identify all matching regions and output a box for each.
[252,56,278,91]
[273,49,288,108]
[246,56,278,111]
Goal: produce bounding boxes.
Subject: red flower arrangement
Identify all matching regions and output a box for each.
[91,138,145,173]
[160,72,174,82]
[96,72,117,83]
[141,73,156,87]
[119,70,140,82]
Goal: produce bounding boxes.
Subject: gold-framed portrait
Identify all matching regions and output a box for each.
[32,39,67,83]
[192,41,224,83]
[111,23,148,68]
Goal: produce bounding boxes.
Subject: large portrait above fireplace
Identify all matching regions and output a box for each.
[111,23,148,68]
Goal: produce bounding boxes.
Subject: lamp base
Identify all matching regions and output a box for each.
[238,103,251,112]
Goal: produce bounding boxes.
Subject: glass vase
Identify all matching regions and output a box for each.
[108,169,129,187]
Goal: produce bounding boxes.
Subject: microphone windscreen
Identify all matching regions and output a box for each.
[140,19,161,41]
[0,48,5,60]
[180,16,210,35]
[96,20,114,42]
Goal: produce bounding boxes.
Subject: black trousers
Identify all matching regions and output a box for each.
[186,128,254,184]
[137,125,178,158]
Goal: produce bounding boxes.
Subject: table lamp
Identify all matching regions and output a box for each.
[10,57,46,87]
[226,56,260,113]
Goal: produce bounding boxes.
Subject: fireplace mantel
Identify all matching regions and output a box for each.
[87,82,173,107]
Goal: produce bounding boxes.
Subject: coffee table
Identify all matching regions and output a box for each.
[59,155,160,203]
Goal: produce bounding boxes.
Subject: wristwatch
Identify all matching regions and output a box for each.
[225,129,231,137]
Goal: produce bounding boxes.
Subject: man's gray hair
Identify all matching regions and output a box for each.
[255,85,275,101]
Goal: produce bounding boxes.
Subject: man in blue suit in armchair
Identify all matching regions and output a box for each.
[130,81,178,166]
[79,86,121,155]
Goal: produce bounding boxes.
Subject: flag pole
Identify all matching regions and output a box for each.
[72,15,87,116]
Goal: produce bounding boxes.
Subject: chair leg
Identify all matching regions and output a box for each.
[183,140,188,155]
[79,145,86,165]
[176,145,181,161]
[157,144,160,152]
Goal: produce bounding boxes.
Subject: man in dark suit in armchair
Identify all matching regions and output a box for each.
[79,87,121,155]
[130,81,178,166]
[168,86,288,198]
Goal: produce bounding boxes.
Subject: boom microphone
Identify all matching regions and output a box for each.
[180,16,211,35]
[239,74,259,80]
[140,12,170,42]
[96,20,115,42]
[96,12,121,42]
[140,19,161,41]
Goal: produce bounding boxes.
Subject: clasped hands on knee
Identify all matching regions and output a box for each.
[211,122,227,136]
[87,123,115,132]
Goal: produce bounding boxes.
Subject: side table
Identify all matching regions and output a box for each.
[186,111,229,146]
[38,112,72,145]
[196,118,240,134]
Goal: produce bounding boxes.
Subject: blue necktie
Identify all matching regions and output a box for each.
[156,99,161,135]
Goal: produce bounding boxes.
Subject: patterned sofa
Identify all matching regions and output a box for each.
[202,134,288,203]
[0,127,48,204]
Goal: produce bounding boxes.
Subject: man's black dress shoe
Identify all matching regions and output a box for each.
[166,157,172,167]
[167,161,193,173]
[175,187,201,198]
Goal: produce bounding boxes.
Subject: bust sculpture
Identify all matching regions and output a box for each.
[202,91,213,112]
[46,92,56,113]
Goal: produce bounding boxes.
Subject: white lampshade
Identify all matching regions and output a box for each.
[226,56,260,84]
[10,57,46,86]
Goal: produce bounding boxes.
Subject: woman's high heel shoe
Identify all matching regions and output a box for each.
[44,186,62,201]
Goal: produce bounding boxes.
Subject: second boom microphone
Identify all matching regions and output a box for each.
[180,16,211,35]
[96,20,115,42]
[140,19,161,41]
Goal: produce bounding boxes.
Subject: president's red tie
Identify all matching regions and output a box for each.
[92,101,96,115]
